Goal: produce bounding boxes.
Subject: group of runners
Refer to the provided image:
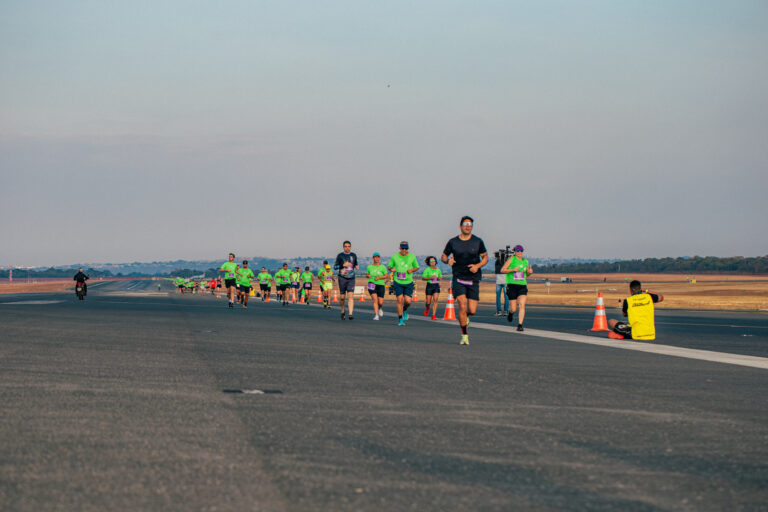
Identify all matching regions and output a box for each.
[212,215,539,345]
[169,214,660,344]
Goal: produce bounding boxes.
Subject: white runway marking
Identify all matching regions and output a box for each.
[405,313,768,370]
[1,300,63,305]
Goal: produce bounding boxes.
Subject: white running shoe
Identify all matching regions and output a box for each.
[373,315,379,320]
[379,309,384,318]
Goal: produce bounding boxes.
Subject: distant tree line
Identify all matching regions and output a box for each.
[535,256,768,274]
[7,267,118,278]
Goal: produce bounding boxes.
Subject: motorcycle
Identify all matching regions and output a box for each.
[75,282,87,300]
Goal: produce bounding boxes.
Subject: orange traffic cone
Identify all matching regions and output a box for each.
[332,289,339,303]
[317,291,323,302]
[265,294,270,303]
[300,293,305,304]
[412,287,418,302]
[359,290,365,302]
[591,292,609,331]
[442,288,456,321]
[608,331,624,339]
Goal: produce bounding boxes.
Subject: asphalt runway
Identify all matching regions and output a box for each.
[1,280,767,511]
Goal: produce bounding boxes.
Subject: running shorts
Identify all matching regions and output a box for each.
[240,285,251,294]
[303,283,312,290]
[393,282,414,297]
[367,283,385,298]
[277,284,287,292]
[225,278,236,288]
[260,284,269,291]
[337,276,355,294]
[452,277,480,301]
[291,283,300,289]
[506,284,528,300]
[321,282,334,292]
[425,283,441,296]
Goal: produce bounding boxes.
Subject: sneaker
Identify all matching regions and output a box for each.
[403,311,409,321]
[507,311,514,323]
[494,311,502,317]
[517,324,524,332]
[431,315,437,320]
[459,334,470,345]
[373,315,380,321]
[243,304,247,309]
[379,310,384,318]
[349,315,354,321]
[228,302,233,308]
[341,312,346,320]
[424,308,429,316]
[397,318,405,326]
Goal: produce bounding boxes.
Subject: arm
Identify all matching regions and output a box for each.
[469,253,488,274]
[648,291,664,303]
[500,258,513,274]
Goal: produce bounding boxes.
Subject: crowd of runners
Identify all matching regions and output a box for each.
[164,215,661,344]
[167,216,538,345]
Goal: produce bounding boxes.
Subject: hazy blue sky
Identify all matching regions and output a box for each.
[2,1,766,266]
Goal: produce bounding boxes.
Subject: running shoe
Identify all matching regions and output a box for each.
[507,311,514,323]
[459,334,469,345]
[373,315,380,321]
[494,311,502,317]
[379,309,384,318]
[341,312,345,320]
[228,302,233,308]
[397,318,405,326]
[403,311,409,321]
[517,324,524,332]
[431,315,437,320]
[424,308,429,316]
[349,315,354,321]
[243,304,247,309]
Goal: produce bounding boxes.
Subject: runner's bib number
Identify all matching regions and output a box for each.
[456,278,473,286]
[513,272,524,281]
[396,272,407,280]
[367,282,377,291]
[304,283,311,288]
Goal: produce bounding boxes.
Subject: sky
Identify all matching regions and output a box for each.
[2,0,767,267]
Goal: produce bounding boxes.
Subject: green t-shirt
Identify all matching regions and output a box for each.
[185,280,194,288]
[366,264,388,285]
[275,269,291,285]
[301,272,313,283]
[387,252,419,285]
[422,267,442,283]
[505,256,530,285]
[290,271,300,283]
[257,272,272,284]
[237,267,254,286]
[318,269,334,283]
[220,261,238,280]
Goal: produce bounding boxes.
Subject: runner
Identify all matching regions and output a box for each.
[290,266,301,304]
[334,241,359,320]
[275,263,291,306]
[236,260,255,308]
[216,277,222,298]
[219,253,241,308]
[441,216,488,345]
[608,280,664,340]
[209,278,218,295]
[256,267,273,302]
[365,252,388,320]
[500,245,533,331]
[318,261,335,308]
[421,256,443,320]
[175,276,185,294]
[300,266,314,304]
[387,241,419,326]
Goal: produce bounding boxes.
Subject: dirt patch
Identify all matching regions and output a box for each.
[0,281,74,294]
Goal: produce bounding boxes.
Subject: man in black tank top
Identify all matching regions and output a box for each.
[442,215,488,346]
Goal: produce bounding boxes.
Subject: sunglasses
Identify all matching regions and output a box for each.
[462,222,473,227]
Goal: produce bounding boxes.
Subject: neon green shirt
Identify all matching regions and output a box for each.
[257,272,272,284]
[505,257,530,285]
[275,269,291,285]
[387,252,419,285]
[318,269,334,283]
[301,272,313,283]
[220,261,238,280]
[366,264,388,286]
[422,267,442,283]
[237,268,254,286]
[290,271,300,283]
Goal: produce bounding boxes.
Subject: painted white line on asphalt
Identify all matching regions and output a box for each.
[1,300,63,305]
[405,313,768,370]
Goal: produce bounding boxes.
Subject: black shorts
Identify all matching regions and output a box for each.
[425,283,441,296]
[367,283,385,298]
[177,285,184,289]
[217,283,222,288]
[291,283,300,289]
[239,285,251,294]
[303,283,312,290]
[260,283,269,291]
[613,322,633,339]
[506,284,528,300]
[225,278,236,288]
[452,278,479,301]
[277,284,287,292]
[338,276,355,294]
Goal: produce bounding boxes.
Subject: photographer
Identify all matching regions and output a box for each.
[494,248,510,316]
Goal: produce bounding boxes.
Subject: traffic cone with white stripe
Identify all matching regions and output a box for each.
[332,289,339,303]
[442,288,456,321]
[317,290,323,303]
[591,292,609,331]
[359,289,365,302]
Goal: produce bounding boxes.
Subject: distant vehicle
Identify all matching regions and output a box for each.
[75,282,86,300]
[560,277,572,283]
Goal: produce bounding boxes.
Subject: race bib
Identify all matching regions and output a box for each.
[325,275,332,281]
[513,272,524,281]
[367,282,376,291]
[430,278,438,284]
[396,272,407,280]
[227,272,235,278]
[456,278,473,286]
[304,283,311,288]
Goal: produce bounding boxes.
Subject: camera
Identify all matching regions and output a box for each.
[494,245,512,273]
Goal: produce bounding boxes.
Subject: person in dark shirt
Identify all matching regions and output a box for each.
[441,215,488,346]
[334,240,359,320]
[73,268,89,294]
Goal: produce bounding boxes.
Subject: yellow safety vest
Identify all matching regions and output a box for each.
[626,292,656,340]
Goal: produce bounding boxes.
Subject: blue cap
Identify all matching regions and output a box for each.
[372,252,381,257]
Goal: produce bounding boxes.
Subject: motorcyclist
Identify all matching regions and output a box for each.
[73,268,89,295]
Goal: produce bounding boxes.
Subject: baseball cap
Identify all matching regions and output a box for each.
[513,245,524,252]
[372,252,380,257]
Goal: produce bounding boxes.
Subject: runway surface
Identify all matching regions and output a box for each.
[1,280,767,511]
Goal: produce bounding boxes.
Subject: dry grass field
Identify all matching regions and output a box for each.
[3,274,767,311]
